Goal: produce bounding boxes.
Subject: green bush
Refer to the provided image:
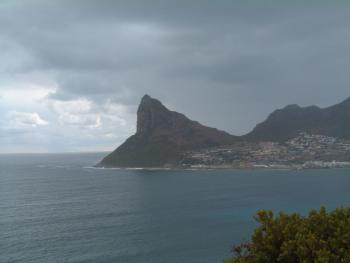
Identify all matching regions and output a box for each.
[224,207,350,263]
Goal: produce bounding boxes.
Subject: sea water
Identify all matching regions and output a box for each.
[1,153,349,263]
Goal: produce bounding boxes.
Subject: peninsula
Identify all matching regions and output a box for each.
[97,95,350,169]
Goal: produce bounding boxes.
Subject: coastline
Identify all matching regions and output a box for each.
[90,162,350,172]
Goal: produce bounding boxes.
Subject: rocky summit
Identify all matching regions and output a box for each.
[98,95,237,167]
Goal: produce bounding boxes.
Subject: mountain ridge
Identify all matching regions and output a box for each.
[98,95,350,168]
[245,96,350,142]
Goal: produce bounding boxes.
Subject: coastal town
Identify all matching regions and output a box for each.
[180,133,350,169]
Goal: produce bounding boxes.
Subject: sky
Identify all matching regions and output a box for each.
[1,0,350,153]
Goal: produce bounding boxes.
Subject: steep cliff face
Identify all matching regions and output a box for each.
[136,95,169,134]
[98,95,237,167]
[245,97,350,142]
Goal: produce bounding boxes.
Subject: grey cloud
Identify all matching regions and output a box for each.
[1,0,350,153]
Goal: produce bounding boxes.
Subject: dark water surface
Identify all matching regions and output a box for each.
[1,153,349,263]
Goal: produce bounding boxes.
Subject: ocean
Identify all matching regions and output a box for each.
[1,153,349,263]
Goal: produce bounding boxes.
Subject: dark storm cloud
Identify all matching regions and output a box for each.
[1,0,350,137]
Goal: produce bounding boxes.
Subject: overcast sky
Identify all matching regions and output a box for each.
[1,0,350,153]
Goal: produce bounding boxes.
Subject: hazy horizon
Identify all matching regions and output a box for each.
[1,0,350,153]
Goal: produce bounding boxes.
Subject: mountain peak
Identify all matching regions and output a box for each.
[98,95,237,167]
[140,94,152,103]
[136,95,170,134]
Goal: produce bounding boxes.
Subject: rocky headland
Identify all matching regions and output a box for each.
[97,95,350,169]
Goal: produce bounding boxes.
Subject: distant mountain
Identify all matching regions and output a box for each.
[245,97,350,142]
[98,95,350,168]
[97,95,237,167]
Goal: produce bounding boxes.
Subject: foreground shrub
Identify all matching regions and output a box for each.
[224,207,350,263]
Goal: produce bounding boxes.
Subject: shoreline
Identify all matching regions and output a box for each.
[89,163,350,172]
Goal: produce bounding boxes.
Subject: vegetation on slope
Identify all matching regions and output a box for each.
[224,207,350,263]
